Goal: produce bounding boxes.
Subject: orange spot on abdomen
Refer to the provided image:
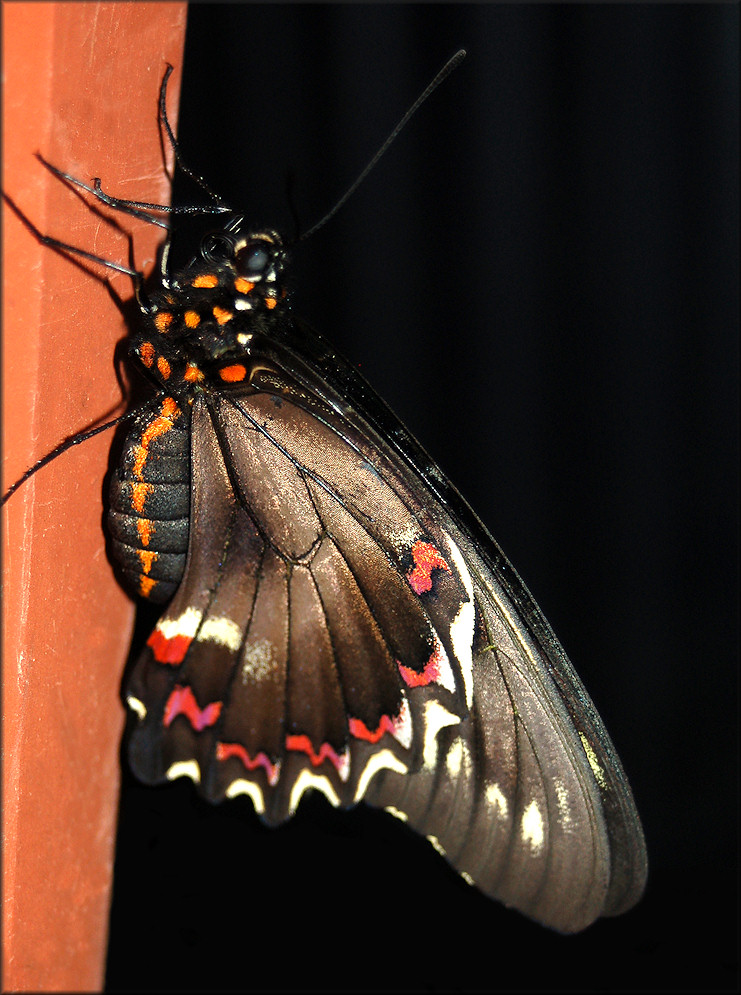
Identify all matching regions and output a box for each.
[130,482,153,514]
[137,519,155,546]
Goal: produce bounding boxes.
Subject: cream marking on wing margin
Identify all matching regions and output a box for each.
[166,760,201,784]
[441,531,475,708]
[384,806,408,822]
[225,779,266,814]
[289,768,341,814]
[426,834,447,857]
[521,799,545,854]
[354,750,408,802]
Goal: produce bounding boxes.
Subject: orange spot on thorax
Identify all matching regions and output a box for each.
[212,305,233,325]
[193,273,218,288]
[219,364,247,382]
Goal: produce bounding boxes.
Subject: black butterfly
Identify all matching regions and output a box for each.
[4,58,646,933]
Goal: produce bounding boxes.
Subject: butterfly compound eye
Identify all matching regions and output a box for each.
[236,241,272,279]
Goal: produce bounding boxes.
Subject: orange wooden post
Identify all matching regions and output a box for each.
[2,4,187,989]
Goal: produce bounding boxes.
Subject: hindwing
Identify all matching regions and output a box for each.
[127,383,472,824]
[124,337,646,932]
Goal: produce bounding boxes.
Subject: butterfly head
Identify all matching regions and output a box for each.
[134,223,290,387]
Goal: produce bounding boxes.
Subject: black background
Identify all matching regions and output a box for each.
[106,5,738,992]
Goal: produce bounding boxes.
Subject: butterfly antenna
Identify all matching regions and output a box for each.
[159,64,229,208]
[299,49,466,243]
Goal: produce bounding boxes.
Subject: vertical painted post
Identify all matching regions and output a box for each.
[2,4,188,989]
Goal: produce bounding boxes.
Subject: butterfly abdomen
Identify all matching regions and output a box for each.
[108,398,191,604]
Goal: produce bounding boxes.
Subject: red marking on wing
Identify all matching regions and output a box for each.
[216,742,280,786]
[164,685,222,731]
[349,714,399,744]
[406,540,451,595]
[398,641,445,688]
[147,628,193,665]
[285,734,349,778]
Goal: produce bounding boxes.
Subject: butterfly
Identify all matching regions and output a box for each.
[3,57,646,934]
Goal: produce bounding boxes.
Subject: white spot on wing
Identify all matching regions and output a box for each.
[460,871,474,886]
[289,768,341,814]
[354,749,408,802]
[485,782,509,820]
[446,737,463,778]
[441,531,475,708]
[226,778,266,813]
[240,638,275,683]
[157,607,203,640]
[431,635,457,695]
[199,615,242,651]
[553,777,573,828]
[422,699,460,771]
[126,695,147,720]
[392,696,413,749]
[445,736,472,780]
[166,760,201,784]
[521,799,545,854]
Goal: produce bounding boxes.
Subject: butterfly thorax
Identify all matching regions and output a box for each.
[133,226,290,391]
